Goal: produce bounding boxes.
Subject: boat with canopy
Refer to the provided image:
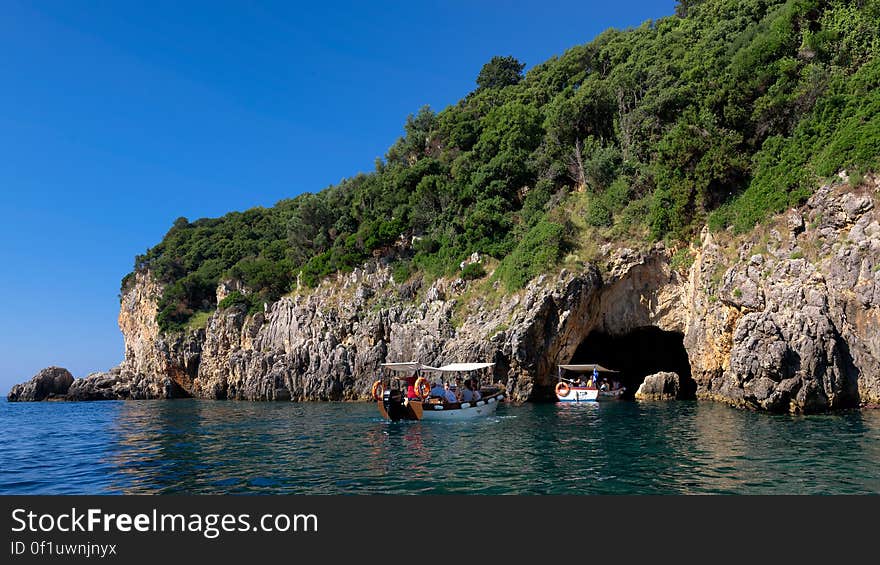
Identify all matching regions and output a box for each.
[372,362,506,421]
[555,363,624,402]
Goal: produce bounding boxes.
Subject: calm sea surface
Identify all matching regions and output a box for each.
[2,399,879,494]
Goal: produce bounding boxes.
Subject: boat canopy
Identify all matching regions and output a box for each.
[380,362,495,373]
[431,362,495,373]
[558,363,619,373]
[380,362,436,372]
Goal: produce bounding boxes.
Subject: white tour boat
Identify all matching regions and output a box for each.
[372,362,506,421]
[554,363,624,402]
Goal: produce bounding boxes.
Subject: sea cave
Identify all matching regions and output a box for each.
[568,326,695,400]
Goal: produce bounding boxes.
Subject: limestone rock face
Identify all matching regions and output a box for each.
[687,177,880,412]
[7,366,73,401]
[635,372,680,400]
[116,271,201,398]
[104,248,685,404]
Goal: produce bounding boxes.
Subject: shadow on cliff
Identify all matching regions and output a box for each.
[835,335,862,409]
[564,326,696,400]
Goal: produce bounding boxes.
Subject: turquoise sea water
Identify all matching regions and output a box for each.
[2,399,879,494]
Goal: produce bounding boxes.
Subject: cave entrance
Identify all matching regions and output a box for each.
[570,327,694,399]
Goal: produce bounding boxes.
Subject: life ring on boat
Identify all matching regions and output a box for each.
[556,381,571,397]
[415,377,431,400]
[371,380,385,401]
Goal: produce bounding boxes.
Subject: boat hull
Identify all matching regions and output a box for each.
[420,394,504,420]
[556,387,598,402]
[378,392,505,421]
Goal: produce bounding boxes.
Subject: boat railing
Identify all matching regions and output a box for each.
[559,376,593,387]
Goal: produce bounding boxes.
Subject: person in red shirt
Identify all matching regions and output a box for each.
[403,374,418,400]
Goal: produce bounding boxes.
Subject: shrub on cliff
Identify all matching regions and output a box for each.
[217,291,263,314]
[461,262,487,280]
[495,220,567,291]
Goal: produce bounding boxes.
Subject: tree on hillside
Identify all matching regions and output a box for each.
[476,56,525,91]
[675,0,705,17]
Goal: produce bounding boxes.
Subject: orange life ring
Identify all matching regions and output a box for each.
[371,380,385,401]
[415,377,431,400]
[556,381,571,397]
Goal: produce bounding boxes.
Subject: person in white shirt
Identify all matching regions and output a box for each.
[443,382,459,403]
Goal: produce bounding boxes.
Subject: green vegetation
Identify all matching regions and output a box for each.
[217,291,264,315]
[126,0,880,332]
[670,247,695,273]
[185,310,213,331]
[391,260,414,283]
[476,55,526,91]
[461,263,487,280]
[494,220,567,291]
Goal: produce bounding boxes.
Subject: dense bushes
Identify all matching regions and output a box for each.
[217,291,264,315]
[495,220,567,291]
[126,0,879,331]
[710,50,880,233]
[461,262,487,280]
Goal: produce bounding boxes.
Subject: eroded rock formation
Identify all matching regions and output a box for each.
[635,372,681,401]
[7,367,73,401]
[687,178,880,412]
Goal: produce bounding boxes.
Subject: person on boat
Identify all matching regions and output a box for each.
[469,376,482,400]
[461,379,478,402]
[443,382,459,404]
[430,380,445,399]
[403,373,419,400]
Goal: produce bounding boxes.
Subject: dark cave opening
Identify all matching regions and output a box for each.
[569,327,695,399]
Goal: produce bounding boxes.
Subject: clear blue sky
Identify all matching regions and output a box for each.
[0,0,676,390]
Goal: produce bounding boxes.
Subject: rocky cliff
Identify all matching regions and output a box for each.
[686,175,880,412]
[10,176,880,413]
[116,243,694,404]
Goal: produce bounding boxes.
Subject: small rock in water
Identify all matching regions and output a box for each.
[7,366,74,402]
[635,372,680,401]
